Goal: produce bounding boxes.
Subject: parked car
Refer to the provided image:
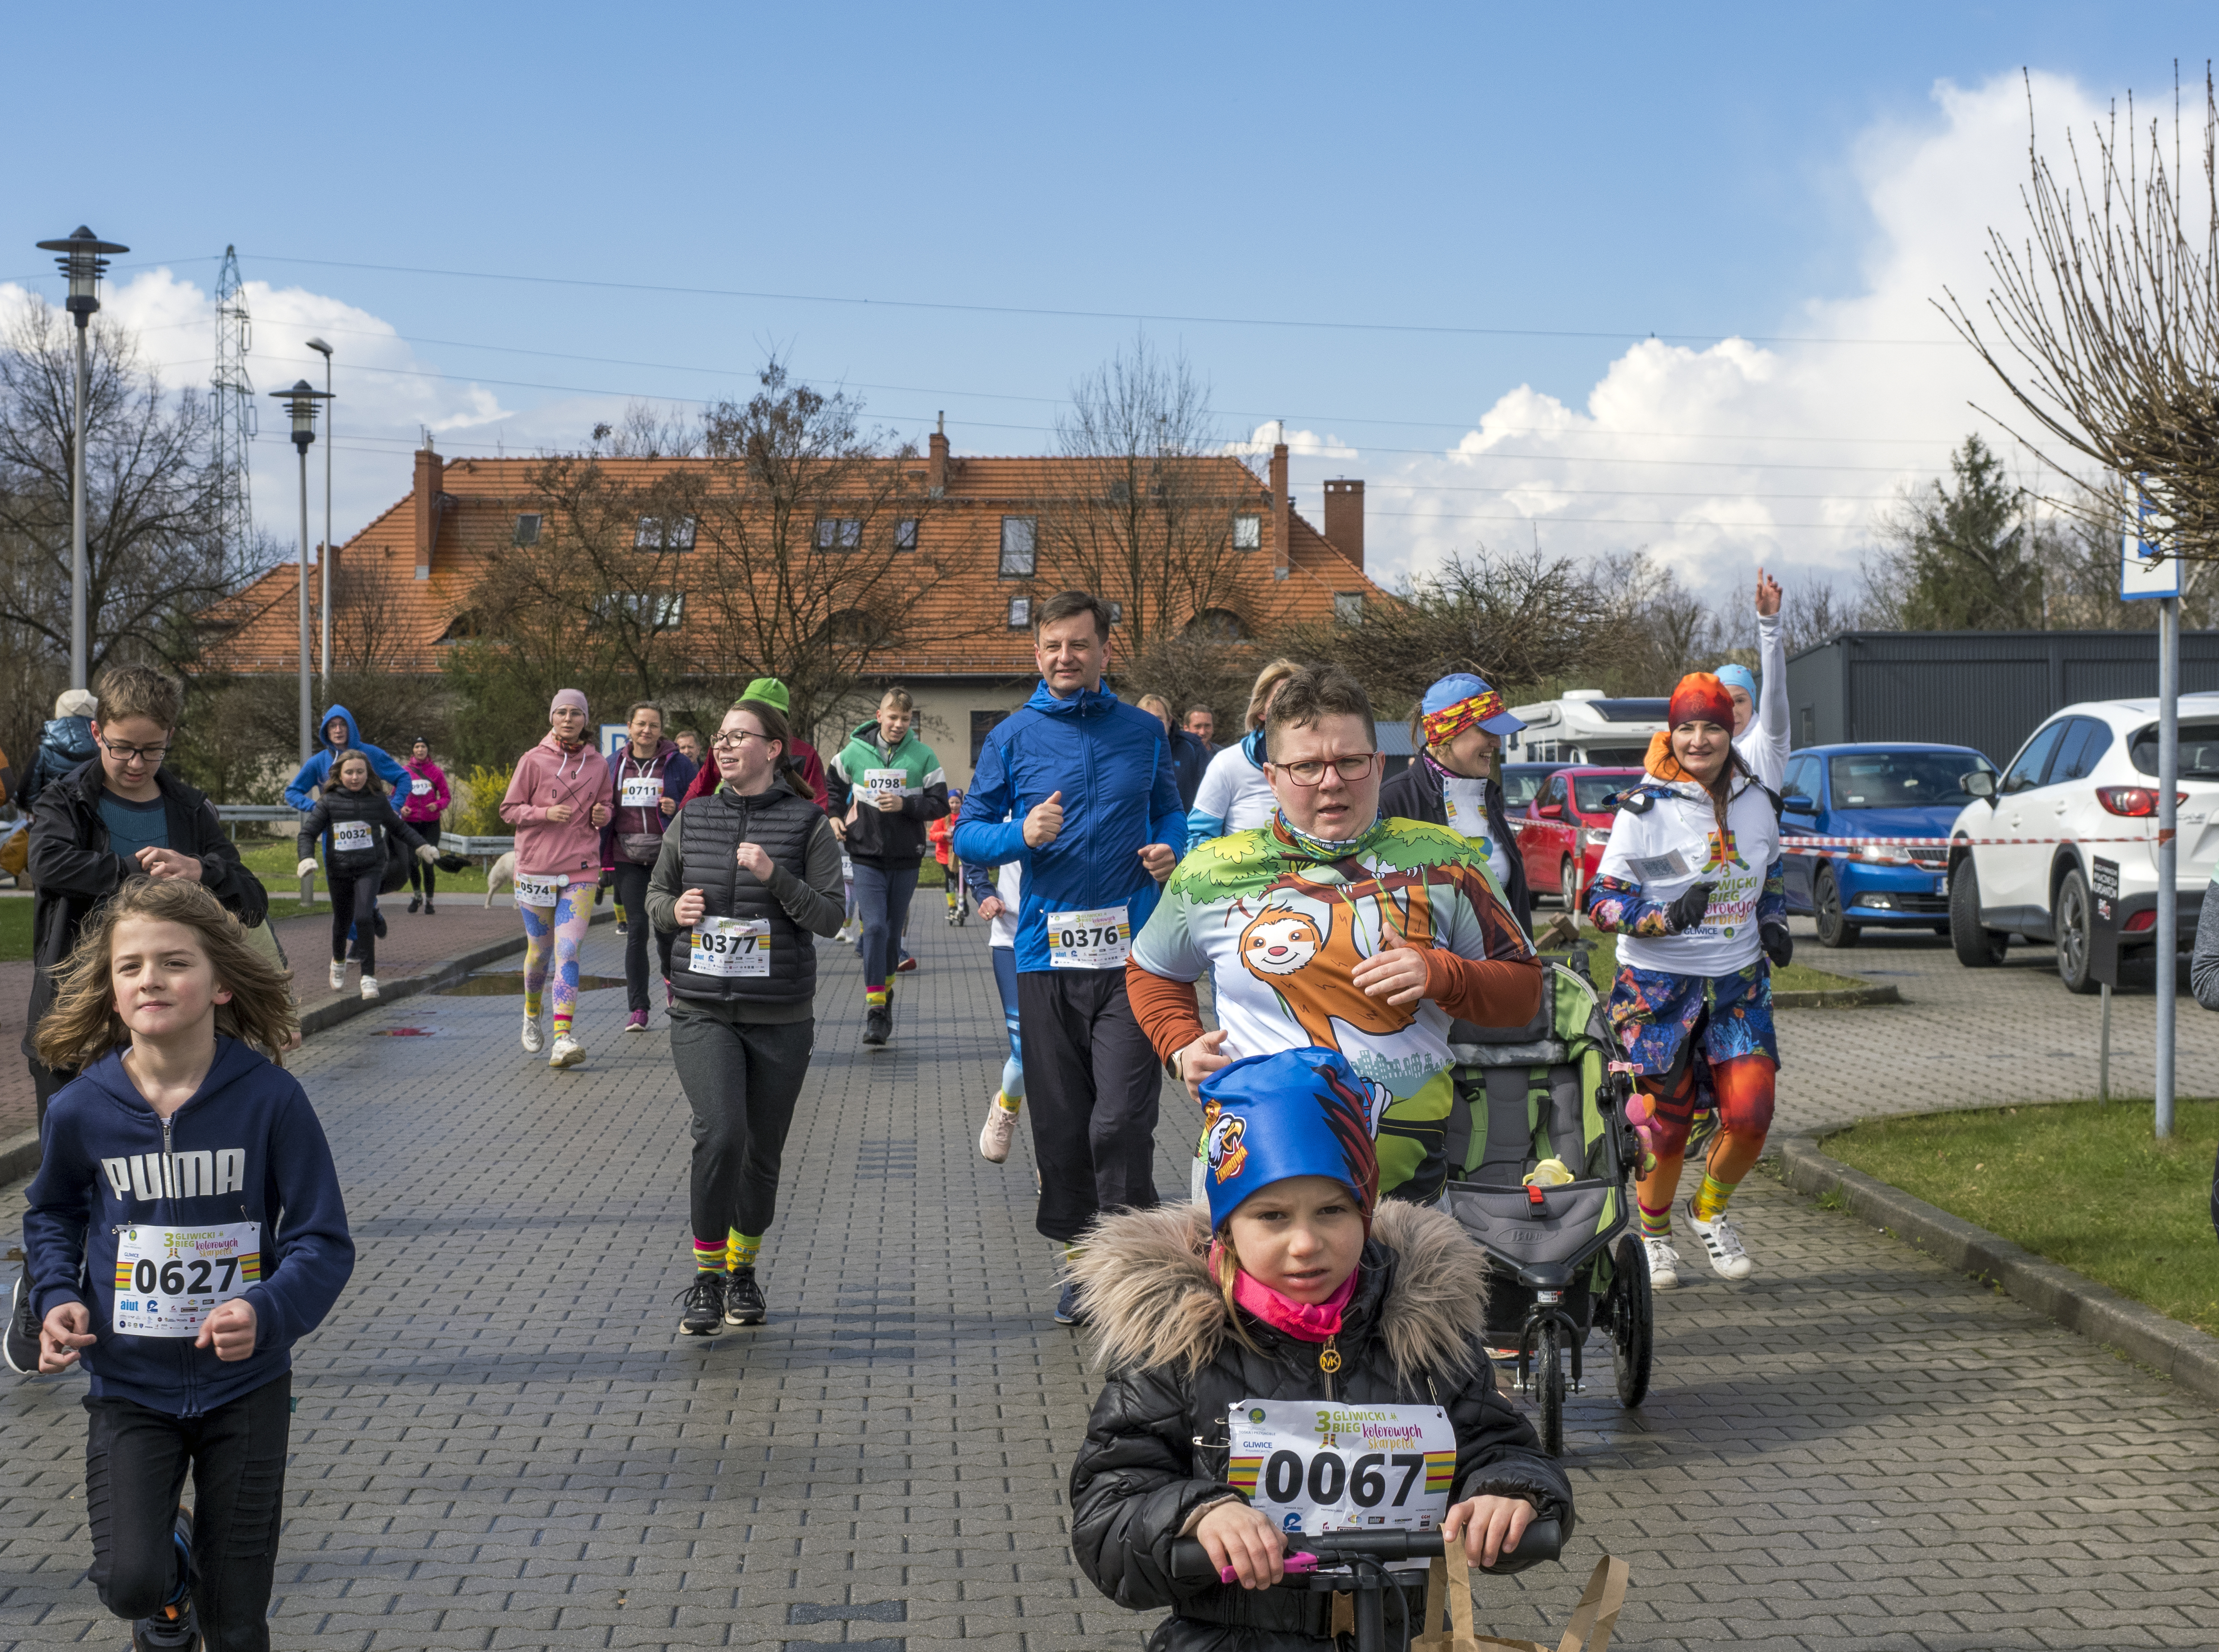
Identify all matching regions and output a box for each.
[1780,744,1997,947]
[1948,694,2219,992]
[1498,762,1565,812]
[1516,765,1643,911]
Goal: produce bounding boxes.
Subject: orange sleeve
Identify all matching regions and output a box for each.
[1422,947,1543,1030]
[1125,960,1207,1060]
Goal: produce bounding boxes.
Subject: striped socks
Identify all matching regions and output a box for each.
[1691,1172,1738,1222]
[525,990,543,1021]
[866,987,889,1007]
[692,1239,724,1274]
[728,1230,762,1271]
[1638,1198,1674,1239]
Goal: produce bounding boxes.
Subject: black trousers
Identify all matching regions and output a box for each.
[29,1055,75,1128]
[670,1008,815,1242]
[610,860,677,1011]
[329,871,382,974]
[84,1371,290,1652]
[405,817,442,896]
[1016,969,1162,1243]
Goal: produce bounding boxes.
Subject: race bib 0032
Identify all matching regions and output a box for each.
[512,871,566,908]
[620,777,661,808]
[1046,904,1129,969]
[331,821,374,853]
[112,1222,260,1339]
[1228,1398,1456,1538]
[690,916,770,977]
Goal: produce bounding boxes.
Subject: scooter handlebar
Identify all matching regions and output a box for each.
[1170,1519,1562,1582]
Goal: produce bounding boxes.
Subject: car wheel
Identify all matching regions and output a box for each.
[1949,858,2009,967]
[2054,869,2100,995]
[1813,865,1861,948]
[1560,857,1579,913]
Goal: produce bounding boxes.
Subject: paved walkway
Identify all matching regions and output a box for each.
[1,916,2215,1649]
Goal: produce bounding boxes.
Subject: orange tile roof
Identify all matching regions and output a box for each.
[201,449,1388,679]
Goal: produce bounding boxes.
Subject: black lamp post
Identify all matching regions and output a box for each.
[271,379,334,768]
[34,227,129,691]
[305,337,333,697]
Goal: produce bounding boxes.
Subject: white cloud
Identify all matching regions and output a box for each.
[1228,420,1360,462]
[1299,70,2116,599]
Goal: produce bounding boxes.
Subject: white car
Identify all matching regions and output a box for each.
[1948,693,2219,991]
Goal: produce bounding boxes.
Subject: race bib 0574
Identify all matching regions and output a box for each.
[512,871,566,908]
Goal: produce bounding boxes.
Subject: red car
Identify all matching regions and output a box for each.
[1516,766,1644,911]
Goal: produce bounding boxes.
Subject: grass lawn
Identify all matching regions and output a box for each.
[1554,927,1871,998]
[0,898,28,964]
[1825,1099,2219,1335]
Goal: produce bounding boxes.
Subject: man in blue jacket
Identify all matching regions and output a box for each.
[955,590,1185,1324]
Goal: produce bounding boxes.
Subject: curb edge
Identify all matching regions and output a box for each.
[1772,983,1903,1009]
[1775,1130,2219,1407]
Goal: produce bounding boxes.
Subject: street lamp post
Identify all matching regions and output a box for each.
[270,380,334,767]
[305,337,333,696]
[34,227,129,691]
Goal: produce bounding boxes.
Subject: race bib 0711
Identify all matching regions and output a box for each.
[1228,1398,1456,1539]
[112,1222,260,1338]
[620,777,662,808]
[690,916,770,977]
[1046,904,1130,969]
[331,821,374,853]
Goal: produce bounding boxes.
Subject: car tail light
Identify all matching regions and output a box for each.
[2123,909,2157,933]
[2096,787,2177,817]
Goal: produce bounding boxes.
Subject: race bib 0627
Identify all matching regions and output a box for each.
[112,1222,260,1338]
[690,916,770,977]
[331,821,374,853]
[512,871,566,908]
[1046,904,1130,969]
[620,778,662,808]
[1228,1398,1456,1538]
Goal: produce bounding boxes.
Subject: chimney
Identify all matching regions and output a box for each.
[412,442,441,581]
[1323,478,1365,571]
[927,411,948,497]
[1269,439,1290,581]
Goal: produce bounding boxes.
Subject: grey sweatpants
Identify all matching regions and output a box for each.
[669,1007,816,1243]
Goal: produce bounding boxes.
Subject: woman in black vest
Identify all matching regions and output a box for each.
[648,696,844,1336]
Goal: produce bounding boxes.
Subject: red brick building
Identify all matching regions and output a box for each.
[202,432,1382,787]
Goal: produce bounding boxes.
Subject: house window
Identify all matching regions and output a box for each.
[635,515,696,551]
[1233,513,1262,551]
[1007,597,1032,628]
[999,515,1037,577]
[436,610,484,645]
[1107,600,1123,626]
[1334,591,1365,625]
[512,513,541,547]
[894,518,919,552]
[1187,607,1248,640]
[595,592,684,629]
[815,517,862,551]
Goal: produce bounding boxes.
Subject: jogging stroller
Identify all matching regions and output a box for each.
[1438,955,1653,1456]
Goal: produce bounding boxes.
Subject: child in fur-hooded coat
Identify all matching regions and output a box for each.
[1067,1048,1574,1651]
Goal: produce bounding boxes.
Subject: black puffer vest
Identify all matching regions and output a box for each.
[668,785,820,1007]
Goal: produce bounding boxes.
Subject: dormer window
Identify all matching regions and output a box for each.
[635,515,696,551]
[513,513,541,547]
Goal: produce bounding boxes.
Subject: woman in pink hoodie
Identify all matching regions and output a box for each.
[400,737,453,913]
[499,690,611,1069]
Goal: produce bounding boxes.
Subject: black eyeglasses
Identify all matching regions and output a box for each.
[100,739,170,766]
[1268,753,1380,787]
[711,730,772,751]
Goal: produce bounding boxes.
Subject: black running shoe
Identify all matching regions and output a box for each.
[724,1267,767,1326]
[131,1505,196,1650]
[406,895,422,913]
[677,1273,725,1337]
[1054,1281,1088,1326]
[863,1005,890,1046]
[373,909,389,940]
[4,1274,40,1376]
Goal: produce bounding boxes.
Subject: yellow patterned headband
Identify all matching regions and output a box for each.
[1422,691,1506,745]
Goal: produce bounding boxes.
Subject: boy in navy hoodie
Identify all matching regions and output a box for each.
[22,877,353,1652]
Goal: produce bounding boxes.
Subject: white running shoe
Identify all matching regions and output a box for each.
[329,961,347,991]
[1643,1236,1682,1291]
[978,1093,1021,1162]
[547,1034,585,1069]
[359,976,379,1001]
[521,1013,545,1055]
[1684,1199,1753,1280]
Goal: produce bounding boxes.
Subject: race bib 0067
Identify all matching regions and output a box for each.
[112,1222,260,1338]
[1228,1398,1456,1538]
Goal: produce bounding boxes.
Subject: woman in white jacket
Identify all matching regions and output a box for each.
[1583,673,1789,1288]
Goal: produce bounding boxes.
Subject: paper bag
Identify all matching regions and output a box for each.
[1416,1547,1628,1652]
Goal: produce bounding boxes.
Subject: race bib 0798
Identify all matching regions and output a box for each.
[331,821,374,853]
[863,767,906,799]
[112,1222,260,1339]
[1228,1398,1456,1538]
[1046,904,1130,969]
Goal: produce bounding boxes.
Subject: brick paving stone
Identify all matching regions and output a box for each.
[2,912,2217,1649]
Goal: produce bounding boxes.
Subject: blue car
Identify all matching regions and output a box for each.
[1781,743,1999,948]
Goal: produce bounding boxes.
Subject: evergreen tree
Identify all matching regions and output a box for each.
[1890,435,2046,629]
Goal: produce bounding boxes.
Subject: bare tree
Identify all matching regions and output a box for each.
[1042,338,1276,652]
[1940,70,2219,565]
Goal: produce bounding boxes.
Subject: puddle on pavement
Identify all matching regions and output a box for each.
[434,971,629,997]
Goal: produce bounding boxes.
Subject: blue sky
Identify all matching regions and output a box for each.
[2,2,2210,592]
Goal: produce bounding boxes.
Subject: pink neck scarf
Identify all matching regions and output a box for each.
[1215,1246,1359,1342]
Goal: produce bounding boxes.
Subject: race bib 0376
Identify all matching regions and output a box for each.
[1046,904,1130,970]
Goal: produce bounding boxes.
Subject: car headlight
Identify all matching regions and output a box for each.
[1857,845,1914,865]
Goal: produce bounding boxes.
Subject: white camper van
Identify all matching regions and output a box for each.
[1503,690,1667,766]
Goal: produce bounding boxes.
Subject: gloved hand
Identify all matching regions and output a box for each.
[1664,881,1715,933]
[295,857,318,878]
[1761,920,1793,967]
[416,844,440,865]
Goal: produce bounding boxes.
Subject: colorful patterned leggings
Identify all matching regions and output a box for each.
[521,884,594,1033]
[1635,1052,1776,1216]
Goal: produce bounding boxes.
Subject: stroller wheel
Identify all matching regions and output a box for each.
[1609,1232,1655,1407]
[1534,1318,1567,1457]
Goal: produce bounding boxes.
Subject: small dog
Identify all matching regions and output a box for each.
[484,850,516,908]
